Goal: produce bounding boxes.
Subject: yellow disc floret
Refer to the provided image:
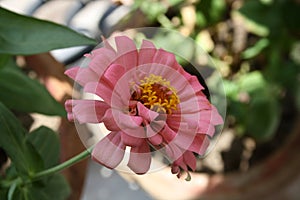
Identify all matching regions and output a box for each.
[131,74,180,114]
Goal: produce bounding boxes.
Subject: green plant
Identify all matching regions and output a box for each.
[0,8,96,199]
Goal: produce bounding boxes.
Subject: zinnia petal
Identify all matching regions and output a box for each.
[65,66,99,87]
[160,124,177,143]
[127,140,151,174]
[87,48,116,77]
[121,131,145,147]
[114,36,138,70]
[136,102,159,122]
[102,64,126,87]
[84,82,112,103]
[66,99,110,124]
[102,108,121,131]
[183,151,197,171]
[187,134,210,155]
[138,39,156,65]
[152,49,177,68]
[92,131,126,169]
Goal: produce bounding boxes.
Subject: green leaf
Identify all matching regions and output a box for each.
[0,54,12,69]
[4,164,18,180]
[245,92,280,140]
[0,67,66,116]
[238,0,284,37]
[242,38,269,59]
[0,7,96,55]
[195,0,226,26]
[153,31,195,65]
[223,80,239,99]
[139,1,168,21]
[40,174,70,200]
[13,174,70,200]
[7,174,70,200]
[8,181,17,200]
[168,0,185,6]
[226,71,281,140]
[27,126,60,169]
[238,71,267,94]
[10,184,49,200]
[0,189,8,200]
[0,102,43,176]
[23,187,49,200]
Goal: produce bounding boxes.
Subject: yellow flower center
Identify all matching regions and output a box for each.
[131,74,180,114]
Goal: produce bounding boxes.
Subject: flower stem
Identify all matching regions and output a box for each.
[31,146,93,182]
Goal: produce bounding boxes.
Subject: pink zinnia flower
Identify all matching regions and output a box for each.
[65,36,223,180]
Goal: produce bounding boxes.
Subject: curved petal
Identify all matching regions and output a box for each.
[165,142,184,161]
[87,48,116,77]
[211,105,224,125]
[65,66,99,87]
[197,107,223,137]
[102,109,121,131]
[127,140,151,174]
[183,151,197,171]
[138,39,157,65]
[146,124,163,145]
[103,64,126,87]
[114,36,138,70]
[187,134,210,155]
[104,109,145,136]
[160,124,177,143]
[152,49,177,69]
[121,131,145,147]
[92,131,126,169]
[116,111,144,129]
[173,129,197,151]
[64,66,79,81]
[166,114,182,132]
[68,99,110,124]
[65,99,75,121]
[148,133,163,146]
[115,36,137,55]
[84,72,132,109]
[84,82,112,103]
[173,156,188,171]
[137,102,159,122]
[177,68,205,92]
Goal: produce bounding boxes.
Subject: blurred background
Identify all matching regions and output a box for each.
[0,0,299,199]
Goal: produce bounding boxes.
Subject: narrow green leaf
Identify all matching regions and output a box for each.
[0,67,66,116]
[0,102,43,176]
[27,126,60,169]
[8,182,17,200]
[0,7,96,55]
